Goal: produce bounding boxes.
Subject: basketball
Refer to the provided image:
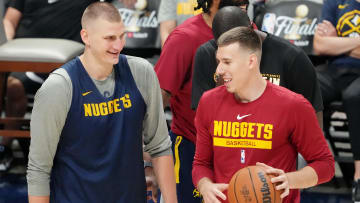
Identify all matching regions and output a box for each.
[227,166,281,203]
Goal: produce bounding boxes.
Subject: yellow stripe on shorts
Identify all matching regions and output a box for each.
[174,136,183,183]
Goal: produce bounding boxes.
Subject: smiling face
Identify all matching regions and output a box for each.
[81,17,126,66]
[216,42,258,94]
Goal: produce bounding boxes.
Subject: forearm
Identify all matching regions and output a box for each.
[316,111,323,130]
[3,19,16,40]
[160,20,176,47]
[161,89,171,108]
[152,155,177,203]
[28,195,49,203]
[3,7,22,40]
[313,35,360,56]
[349,46,360,59]
[286,166,318,189]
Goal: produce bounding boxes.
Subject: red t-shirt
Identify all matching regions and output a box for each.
[192,82,334,203]
[155,14,213,143]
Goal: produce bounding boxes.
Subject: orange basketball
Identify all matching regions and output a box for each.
[227,166,282,203]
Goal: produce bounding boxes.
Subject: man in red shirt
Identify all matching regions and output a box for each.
[155,0,249,202]
[192,27,335,203]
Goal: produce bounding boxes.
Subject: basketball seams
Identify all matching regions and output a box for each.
[247,167,259,203]
[233,172,240,203]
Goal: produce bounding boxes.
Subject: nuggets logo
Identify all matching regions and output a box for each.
[83,94,132,117]
[337,10,360,37]
[213,120,273,149]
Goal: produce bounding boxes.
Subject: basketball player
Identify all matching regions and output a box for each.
[191,6,324,128]
[192,27,334,203]
[155,0,249,202]
[27,2,176,203]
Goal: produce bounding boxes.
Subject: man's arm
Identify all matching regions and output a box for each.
[256,163,318,199]
[3,6,22,40]
[158,0,177,47]
[161,89,171,108]
[152,155,177,203]
[27,70,72,203]
[313,21,360,55]
[160,20,177,47]
[28,196,50,203]
[316,111,323,130]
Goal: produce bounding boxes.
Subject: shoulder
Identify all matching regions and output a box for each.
[268,83,309,106]
[125,55,155,83]
[264,34,302,54]
[199,86,227,105]
[126,55,153,71]
[35,68,72,102]
[198,39,217,55]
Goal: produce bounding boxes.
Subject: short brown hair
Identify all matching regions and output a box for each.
[217,27,261,54]
[81,2,122,28]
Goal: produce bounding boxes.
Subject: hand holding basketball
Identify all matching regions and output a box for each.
[256,162,289,199]
[198,177,229,203]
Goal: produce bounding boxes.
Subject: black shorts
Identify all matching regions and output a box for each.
[10,72,49,95]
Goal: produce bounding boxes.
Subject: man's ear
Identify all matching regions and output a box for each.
[248,53,259,70]
[80,29,89,45]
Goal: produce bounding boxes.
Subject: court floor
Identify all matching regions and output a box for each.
[0,171,353,203]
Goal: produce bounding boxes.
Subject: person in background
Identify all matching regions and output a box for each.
[313,0,360,201]
[158,0,202,46]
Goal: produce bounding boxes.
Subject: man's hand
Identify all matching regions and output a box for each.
[198,177,228,203]
[145,166,158,202]
[315,20,337,37]
[256,162,289,199]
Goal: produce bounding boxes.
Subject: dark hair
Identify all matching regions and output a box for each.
[217,27,262,54]
[81,2,122,28]
[212,6,251,41]
[194,0,213,14]
[195,0,250,14]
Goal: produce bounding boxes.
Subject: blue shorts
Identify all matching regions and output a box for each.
[170,131,202,203]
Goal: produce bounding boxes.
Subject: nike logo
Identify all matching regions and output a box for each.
[338,4,348,9]
[237,114,251,120]
[82,91,92,96]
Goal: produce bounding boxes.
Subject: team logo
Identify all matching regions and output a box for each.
[336,10,360,37]
[82,91,92,96]
[237,114,252,120]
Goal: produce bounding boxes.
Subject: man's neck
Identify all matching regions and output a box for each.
[234,74,267,103]
[79,51,114,81]
[201,1,219,28]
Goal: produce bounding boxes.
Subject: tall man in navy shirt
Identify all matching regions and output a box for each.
[27,2,177,203]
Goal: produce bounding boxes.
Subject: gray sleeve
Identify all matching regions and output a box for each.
[27,68,72,196]
[158,0,177,22]
[126,55,172,158]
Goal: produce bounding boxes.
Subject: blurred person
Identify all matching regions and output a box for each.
[27,2,176,203]
[313,0,360,201]
[158,0,202,46]
[193,26,334,203]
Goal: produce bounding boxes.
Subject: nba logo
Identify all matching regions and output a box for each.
[241,150,245,163]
